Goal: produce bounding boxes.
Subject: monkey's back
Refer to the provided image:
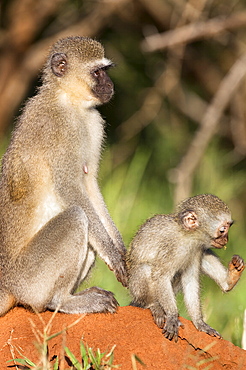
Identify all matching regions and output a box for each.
[0,88,104,258]
[127,213,205,276]
[128,214,177,264]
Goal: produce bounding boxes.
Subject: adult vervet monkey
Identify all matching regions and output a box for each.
[0,36,127,316]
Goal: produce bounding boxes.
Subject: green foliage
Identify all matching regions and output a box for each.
[64,343,119,370]
[8,328,119,370]
[8,343,118,370]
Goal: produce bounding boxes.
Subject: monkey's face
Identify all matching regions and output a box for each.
[177,194,233,249]
[49,52,114,106]
[44,37,115,107]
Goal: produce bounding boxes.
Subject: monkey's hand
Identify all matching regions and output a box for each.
[107,254,128,288]
[151,303,166,328]
[227,255,245,291]
[162,315,183,342]
[196,321,221,339]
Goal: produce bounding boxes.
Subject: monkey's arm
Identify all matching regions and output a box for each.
[85,178,126,256]
[80,194,128,287]
[182,258,221,338]
[154,273,182,341]
[201,250,245,292]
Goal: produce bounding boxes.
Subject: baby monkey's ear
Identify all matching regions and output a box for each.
[181,210,199,230]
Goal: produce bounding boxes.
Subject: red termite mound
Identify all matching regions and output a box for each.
[0,306,245,369]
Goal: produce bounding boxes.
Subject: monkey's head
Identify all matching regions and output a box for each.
[176,194,233,249]
[43,36,114,106]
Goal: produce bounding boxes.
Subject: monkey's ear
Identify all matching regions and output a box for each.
[181,211,199,230]
[51,53,68,77]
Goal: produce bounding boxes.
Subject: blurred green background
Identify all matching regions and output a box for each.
[1,0,246,347]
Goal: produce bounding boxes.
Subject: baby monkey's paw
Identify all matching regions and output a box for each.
[226,255,245,291]
[150,304,166,328]
[229,255,245,272]
[196,321,221,339]
[163,315,183,342]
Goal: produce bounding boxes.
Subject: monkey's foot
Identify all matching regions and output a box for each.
[150,303,166,328]
[51,287,119,314]
[82,286,119,313]
[162,315,183,342]
[196,321,221,339]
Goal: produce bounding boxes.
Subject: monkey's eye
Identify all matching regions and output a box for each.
[219,226,227,234]
[93,70,101,77]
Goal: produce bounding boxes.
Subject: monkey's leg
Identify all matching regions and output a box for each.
[49,286,118,314]
[202,250,245,292]
[181,263,221,338]
[0,288,16,316]
[150,273,183,330]
[128,264,152,308]
[12,206,118,314]
[149,273,182,330]
[129,265,167,328]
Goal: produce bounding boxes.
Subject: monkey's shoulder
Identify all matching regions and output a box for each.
[139,214,176,232]
[130,214,178,249]
[18,91,104,150]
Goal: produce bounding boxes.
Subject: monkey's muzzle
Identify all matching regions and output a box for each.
[211,234,228,249]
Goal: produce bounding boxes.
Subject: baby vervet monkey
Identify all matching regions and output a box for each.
[127,194,245,341]
[0,36,128,316]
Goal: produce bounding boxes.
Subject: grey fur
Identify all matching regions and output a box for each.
[127,194,244,341]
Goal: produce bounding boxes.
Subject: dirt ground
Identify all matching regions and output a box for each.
[0,305,246,369]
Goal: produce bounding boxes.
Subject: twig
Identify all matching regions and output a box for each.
[142,11,246,52]
[170,53,246,204]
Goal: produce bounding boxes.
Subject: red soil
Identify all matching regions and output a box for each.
[0,306,245,369]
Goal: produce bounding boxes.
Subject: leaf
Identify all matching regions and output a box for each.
[53,356,59,370]
[64,346,82,370]
[80,342,90,369]
[7,357,36,367]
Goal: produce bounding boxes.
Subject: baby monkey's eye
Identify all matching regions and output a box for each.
[219,226,227,234]
[93,70,100,77]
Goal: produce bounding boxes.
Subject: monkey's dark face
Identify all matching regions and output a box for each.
[91,66,114,104]
[210,220,232,249]
[49,51,114,106]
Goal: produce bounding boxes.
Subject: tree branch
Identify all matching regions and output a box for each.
[142,12,246,52]
[170,53,246,204]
